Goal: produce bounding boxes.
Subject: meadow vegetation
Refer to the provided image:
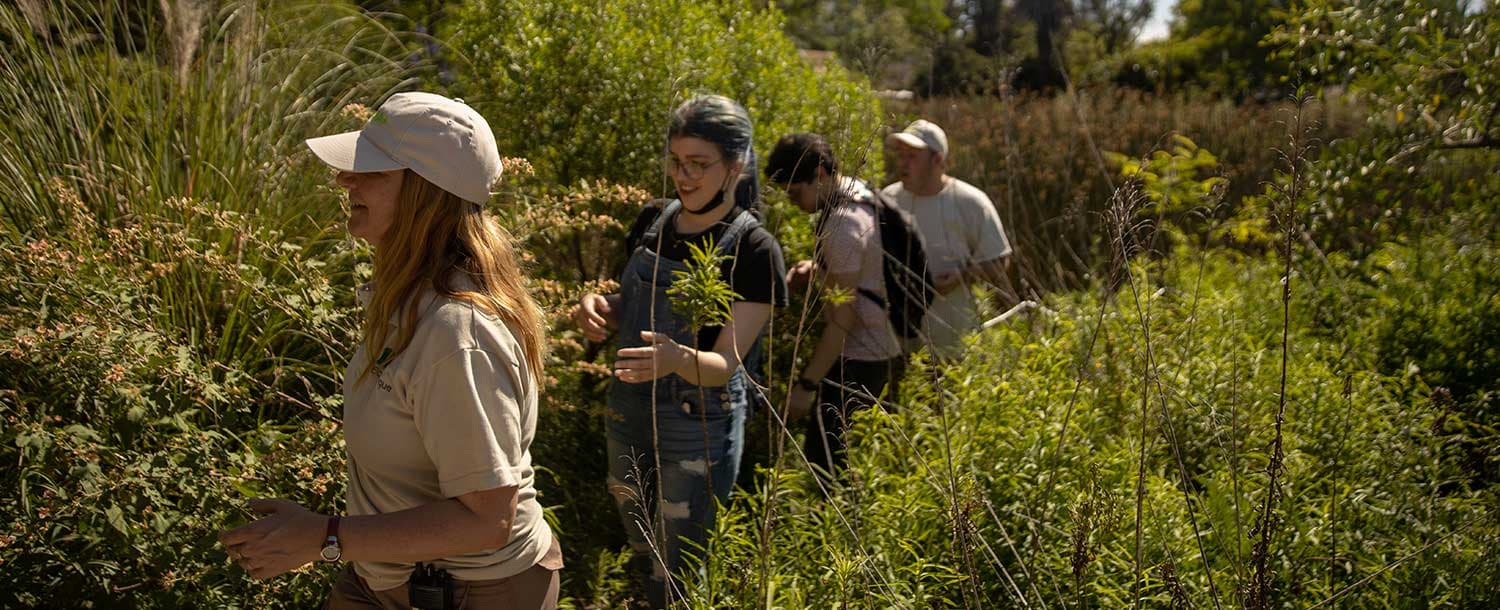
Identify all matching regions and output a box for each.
[1,0,1495,607]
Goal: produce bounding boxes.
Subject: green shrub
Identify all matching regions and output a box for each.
[1273,0,1499,156]
[1305,210,1500,485]
[0,186,360,607]
[447,0,883,188]
[4,0,1497,607]
[0,2,412,605]
[682,247,1500,608]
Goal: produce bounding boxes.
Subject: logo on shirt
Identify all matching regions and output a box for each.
[374,347,393,393]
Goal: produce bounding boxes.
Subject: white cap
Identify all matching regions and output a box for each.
[885,119,949,159]
[305,92,502,204]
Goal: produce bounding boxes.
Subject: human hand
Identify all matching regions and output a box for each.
[575,293,617,343]
[933,270,963,295]
[218,499,327,580]
[613,331,691,383]
[786,385,817,421]
[786,259,816,291]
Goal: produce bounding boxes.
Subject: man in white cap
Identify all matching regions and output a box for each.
[883,119,1012,360]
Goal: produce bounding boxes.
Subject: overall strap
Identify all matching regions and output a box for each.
[713,208,761,257]
[638,199,683,252]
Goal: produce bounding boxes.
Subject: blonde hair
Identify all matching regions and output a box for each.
[360,169,547,385]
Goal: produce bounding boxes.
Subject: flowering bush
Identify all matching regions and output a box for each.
[3,0,1496,608]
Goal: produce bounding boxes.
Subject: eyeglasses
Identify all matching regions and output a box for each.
[662,156,725,180]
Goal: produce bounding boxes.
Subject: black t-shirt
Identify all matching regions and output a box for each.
[623,204,788,349]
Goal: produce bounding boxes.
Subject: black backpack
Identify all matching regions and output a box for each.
[847,192,936,340]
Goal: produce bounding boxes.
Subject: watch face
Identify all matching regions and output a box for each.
[320,544,342,562]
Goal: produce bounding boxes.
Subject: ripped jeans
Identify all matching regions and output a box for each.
[605,372,747,609]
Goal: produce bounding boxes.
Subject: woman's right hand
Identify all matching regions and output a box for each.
[575,293,618,343]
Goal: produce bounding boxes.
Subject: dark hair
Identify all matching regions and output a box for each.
[765,133,837,185]
[666,95,759,210]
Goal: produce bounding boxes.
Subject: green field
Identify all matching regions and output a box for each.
[2,1,1495,607]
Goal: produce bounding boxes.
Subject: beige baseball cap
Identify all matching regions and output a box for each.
[305,92,502,204]
[886,119,949,159]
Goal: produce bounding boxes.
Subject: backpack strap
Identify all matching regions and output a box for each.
[846,195,889,309]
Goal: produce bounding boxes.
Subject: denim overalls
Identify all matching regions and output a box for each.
[604,200,760,608]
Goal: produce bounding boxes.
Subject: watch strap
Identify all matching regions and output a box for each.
[321,516,342,562]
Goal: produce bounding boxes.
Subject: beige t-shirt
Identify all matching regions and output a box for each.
[882,177,1012,359]
[342,281,551,591]
[819,197,901,362]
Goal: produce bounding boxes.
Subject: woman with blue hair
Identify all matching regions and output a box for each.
[574,95,787,606]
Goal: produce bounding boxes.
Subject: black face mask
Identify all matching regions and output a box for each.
[681,171,735,217]
[684,189,728,216]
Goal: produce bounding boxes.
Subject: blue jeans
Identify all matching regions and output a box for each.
[604,374,746,609]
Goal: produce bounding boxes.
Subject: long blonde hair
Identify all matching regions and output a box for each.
[360,169,547,385]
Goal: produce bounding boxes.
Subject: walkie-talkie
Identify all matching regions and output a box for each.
[408,562,455,610]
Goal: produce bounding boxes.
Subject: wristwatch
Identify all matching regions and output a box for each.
[796,376,821,392]
[320,516,343,563]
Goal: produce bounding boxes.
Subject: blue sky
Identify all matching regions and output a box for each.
[1140,0,1175,41]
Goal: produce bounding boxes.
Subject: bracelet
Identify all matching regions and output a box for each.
[796,376,821,392]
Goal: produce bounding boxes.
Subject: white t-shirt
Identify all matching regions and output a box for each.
[342,280,552,591]
[819,196,902,362]
[881,177,1012,358]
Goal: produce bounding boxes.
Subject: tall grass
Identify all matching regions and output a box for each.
[3,1,1495,607]
[660,86,1497,608]
[681,223,1497,607]
[1,0,426,379]
[885,91,1363,296]
[0,2,435,606]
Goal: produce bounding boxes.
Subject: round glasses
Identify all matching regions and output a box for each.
[662,156,725,180]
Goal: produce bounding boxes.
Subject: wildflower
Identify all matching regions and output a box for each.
[341,103,374,123]
[572,361,612,377]
[499,157,535,177]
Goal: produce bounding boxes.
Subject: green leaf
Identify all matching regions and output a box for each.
[105,505,129,535]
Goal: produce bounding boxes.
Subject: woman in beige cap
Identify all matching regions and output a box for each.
[219,92,563,610]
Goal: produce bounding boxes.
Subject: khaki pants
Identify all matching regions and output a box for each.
[326,537,563,610]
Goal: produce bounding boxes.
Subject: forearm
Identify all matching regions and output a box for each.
[339,498,510,563]
[667,301,772,387]
[673,347,738,387]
